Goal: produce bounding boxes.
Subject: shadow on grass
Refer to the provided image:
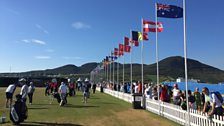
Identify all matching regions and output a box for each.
[28,107,49,110]
[64,104,99,108]
[18,122,82,126]
[97,102,117,105]
[89,97,100,99]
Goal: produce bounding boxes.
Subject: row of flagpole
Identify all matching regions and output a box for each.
[96,1,189,125]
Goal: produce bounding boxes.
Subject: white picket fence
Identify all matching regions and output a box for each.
[99,88,224,126]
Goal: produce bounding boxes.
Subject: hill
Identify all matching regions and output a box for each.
[0,56,224,83]
[113,56,224,83]
[145,56,224,83]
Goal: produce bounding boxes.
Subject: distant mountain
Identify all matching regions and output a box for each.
[1,56,224,83]
[79,62,98,74]
[0,63,98,77]
[45,64,79,75]
[145,56,224,83]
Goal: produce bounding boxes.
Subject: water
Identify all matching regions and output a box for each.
[163,82,224,94]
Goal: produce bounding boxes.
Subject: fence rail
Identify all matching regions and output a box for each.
[98,88,224,126]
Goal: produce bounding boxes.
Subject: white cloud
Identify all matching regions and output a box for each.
[22,39,30,43]
[35,24,49,34]
[21,39,46,45]
[63,56,83,60]
[45,49,54,53]
[72,22,91,29]
[35,56,51,59]
[31,39,46,45]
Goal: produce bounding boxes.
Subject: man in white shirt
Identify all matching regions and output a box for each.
[5,83,17,108]
[59,82,68,106]
[19,78,28,103]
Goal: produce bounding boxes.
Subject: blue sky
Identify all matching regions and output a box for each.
[0,0,224,72]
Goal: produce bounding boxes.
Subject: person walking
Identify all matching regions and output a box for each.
[28,82,35,105]
[92,83,96,94]
[58,82,68,106]
[82,78,90,103]
[5,83,17,108]
[19,78,28,103]
[45,81,50,96]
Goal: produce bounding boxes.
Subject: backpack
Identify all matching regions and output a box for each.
[211,91,223,103]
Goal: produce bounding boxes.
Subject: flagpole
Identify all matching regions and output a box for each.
[141,18,144,96]
[110,54,112,84]
[123,50,125,91]
[117,57,119,91]
[183,0,189,125]
[107,59,109,83]
[130,31,133,94]
[104,63,106,81]
[113,56,115,89]
[155,3,160,107]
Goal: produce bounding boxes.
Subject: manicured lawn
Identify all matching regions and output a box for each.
[0,88,181,126]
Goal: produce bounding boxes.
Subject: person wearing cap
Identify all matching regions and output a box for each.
[19,78,28,103]
[5,83,17,108]
[82,78,90,103]
[58,82,68,106]
[77,78,82,91]
[28,82,35,105]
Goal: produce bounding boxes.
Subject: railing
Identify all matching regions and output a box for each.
[99,88,224,126]
[103,88,132,103]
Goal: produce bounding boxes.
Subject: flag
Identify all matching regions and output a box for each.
[124,37,129,45]
[143,32,149,40]
[157,3,183,18]
[130,40,139,47]
[124,45,131,52]
[134,41,139,46]
[132,31,142,41]
[143,20,163,32]
[119,50,124,56]
[138,32,149,40]
[114,51,119,56]
[132,31,148,41]
[119,44,124,51]
[111,56,117,62]
[114,48,119,52]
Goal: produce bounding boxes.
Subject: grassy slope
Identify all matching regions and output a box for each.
[0,88,180,126]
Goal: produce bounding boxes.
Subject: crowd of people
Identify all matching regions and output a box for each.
[5,78,35,108]
[5,78,223,119]
[105,82,223,116]
[44,77,96,106]
[5,77,98,108]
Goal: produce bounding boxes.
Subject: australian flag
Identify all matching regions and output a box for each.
[157,3,183,18]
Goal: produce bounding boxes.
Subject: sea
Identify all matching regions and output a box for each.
[163,82,224,95]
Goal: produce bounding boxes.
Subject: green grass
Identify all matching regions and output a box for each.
[0,88,181,126]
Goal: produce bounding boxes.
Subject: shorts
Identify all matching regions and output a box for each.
[83,92,88,97]
[60,93,66,101]
[6,92,13,99]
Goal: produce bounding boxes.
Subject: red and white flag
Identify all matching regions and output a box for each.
[143,20,163,32]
